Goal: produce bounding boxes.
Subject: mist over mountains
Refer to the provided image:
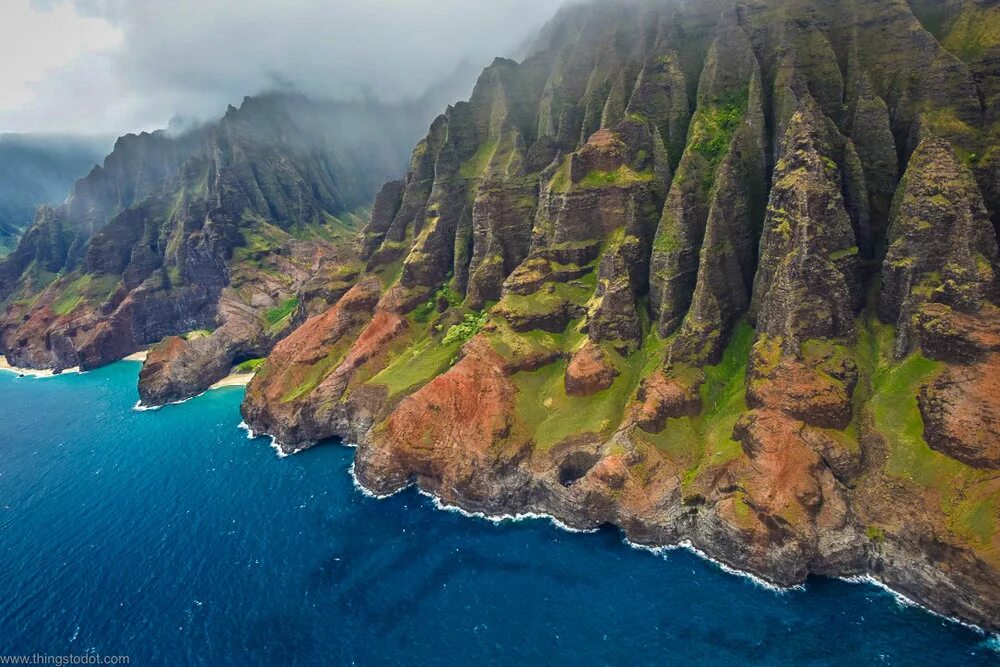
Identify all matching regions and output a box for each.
[0,134,109,255]
[1,0,565,136]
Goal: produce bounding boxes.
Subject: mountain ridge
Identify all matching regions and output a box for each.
[240,0,1000,631]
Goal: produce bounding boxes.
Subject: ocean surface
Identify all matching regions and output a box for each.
[0,362,996,666]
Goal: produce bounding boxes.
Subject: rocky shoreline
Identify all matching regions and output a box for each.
[263,408,999,635]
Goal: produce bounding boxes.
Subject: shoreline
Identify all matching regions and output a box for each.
[0,357,80,378]
[134,371,254,411]
[326,437,997,641]
[210,372,255,390]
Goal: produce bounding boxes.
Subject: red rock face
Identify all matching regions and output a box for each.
[564,342,619,396]
[747,352,855,429]
[631,370,702,432]
[359,337,522,500]
[248,278,382,405]
[920,354,1000,469]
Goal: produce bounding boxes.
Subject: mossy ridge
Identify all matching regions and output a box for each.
[51,273,119,316]
[577,165,655,189]
[940,3,1000,63]
[485,317,586,364]
[459,139,499,181]
[857,308,999,549]
[369,333,465,399]
[635,321,755,491]
[264,297,300,329]
[685,88,748,192]
[547,155,573,193]
[368,286,486,400]
[280,345,349,404]
[495,280,593,319]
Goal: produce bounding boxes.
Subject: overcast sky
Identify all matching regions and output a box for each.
[0,0,565,136]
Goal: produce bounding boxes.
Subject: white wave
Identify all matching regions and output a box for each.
[236,421,288,458]
[132,391,205,412]
[623,537,800,594]
[416,488,599,534]
[237,421,256,439]
[840,575,995,636]
[348,459,409,500]
[343,454,596,531]
[0,365,81,378]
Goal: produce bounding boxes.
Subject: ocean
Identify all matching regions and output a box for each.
[0,362,996,665]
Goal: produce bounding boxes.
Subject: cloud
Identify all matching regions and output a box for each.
[0,1,122,112]
[0,0,565,135]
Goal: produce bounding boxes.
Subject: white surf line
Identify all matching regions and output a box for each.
[415,487,599,534]
[343,444,598,531]
[132,391,206,412]
[840,575,999,641]
[338,439,598,530]
[259,430,1000,640]
[623,537,801,594]
[0,361,81,378]
[348,459,409,500]
[237,421,289,458]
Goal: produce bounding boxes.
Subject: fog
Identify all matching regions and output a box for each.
[0,0,566,136]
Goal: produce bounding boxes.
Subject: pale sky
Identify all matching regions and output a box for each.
[0,0,564,136]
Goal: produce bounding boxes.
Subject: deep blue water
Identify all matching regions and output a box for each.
[0,363,996,666]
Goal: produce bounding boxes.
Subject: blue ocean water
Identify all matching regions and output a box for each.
[0,363,996,665]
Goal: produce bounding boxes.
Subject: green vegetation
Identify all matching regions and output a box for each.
[858,309,998,548]
[486,317,586,363]
[412,285,463,323]
[870,353,946,486]
[441,311,488,346]
[549,156,573,193]
[829,246,859,261]
[51,273,119,316]
[635,321,755,490]
[183,329,213,341]
[369,333,463,399]
[577,165,655,189]
[866,526,887,543]
[265,298,300,328]
[459,140,498,180]
[234,358,266,374]
[509,321,666,452]
[688,90,747,180]
[513,357,633,452]
[941,4,1000,62]
[496,280,594,320]
[281,347,348,404]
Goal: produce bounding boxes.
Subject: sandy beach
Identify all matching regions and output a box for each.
[0,357,80,378]
[123,350,149,363]
[209,372,255,390]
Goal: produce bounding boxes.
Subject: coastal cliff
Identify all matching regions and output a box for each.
[241,0,1000,631]
[2,0,999,633]
[0,93,431,403]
